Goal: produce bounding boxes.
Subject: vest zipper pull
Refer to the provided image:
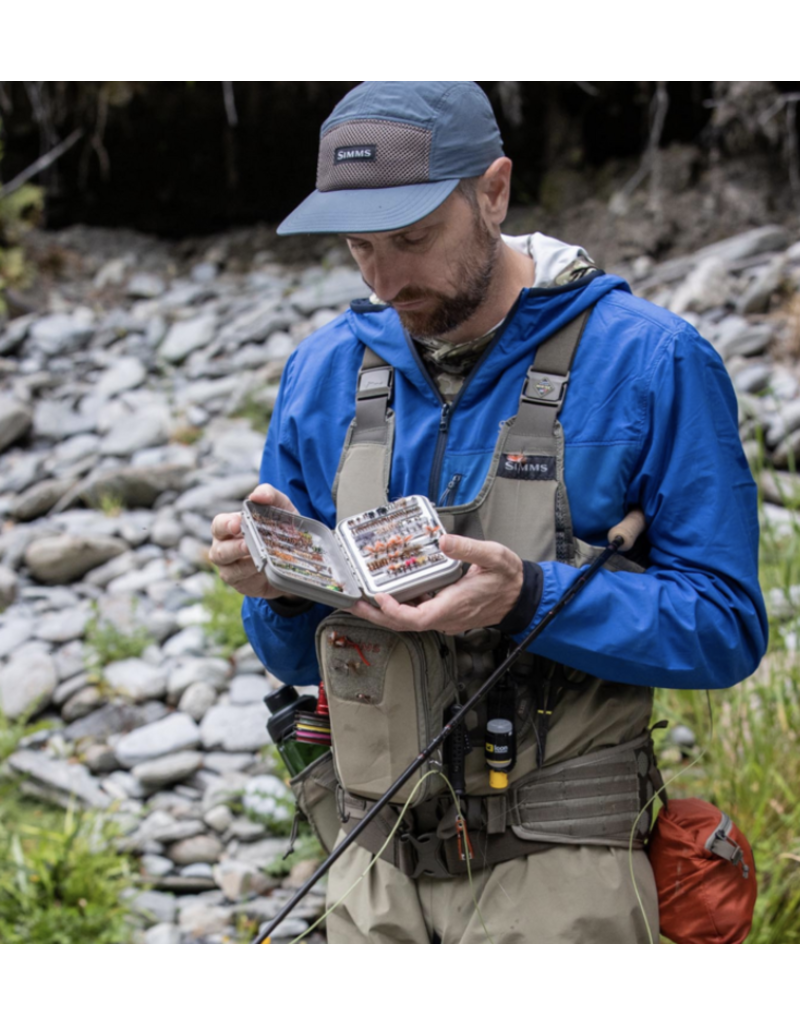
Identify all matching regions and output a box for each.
[439,404,451,432]
[282,808,302,860]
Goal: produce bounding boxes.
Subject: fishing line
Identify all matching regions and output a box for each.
[628,691,715,944]
[288,769,493,945]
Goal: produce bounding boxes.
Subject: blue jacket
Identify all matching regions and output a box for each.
[243,268,768,690]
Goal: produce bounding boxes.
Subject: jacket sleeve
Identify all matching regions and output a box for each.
[518,323,769,689]
[241,353,330,687]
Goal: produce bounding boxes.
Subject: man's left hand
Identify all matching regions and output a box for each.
[349,533,523,635]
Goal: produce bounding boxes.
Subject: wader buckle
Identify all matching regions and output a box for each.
[522,370,569,406]
[399,830,451,879]
[357,366,394,400]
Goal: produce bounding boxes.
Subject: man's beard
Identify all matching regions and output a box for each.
[389,221,499,340]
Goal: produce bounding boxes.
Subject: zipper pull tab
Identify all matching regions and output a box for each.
[439,403,451,432]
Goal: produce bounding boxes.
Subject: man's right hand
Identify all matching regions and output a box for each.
[208,483,299,601]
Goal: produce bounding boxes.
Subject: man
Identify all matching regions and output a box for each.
[210,81,767,943]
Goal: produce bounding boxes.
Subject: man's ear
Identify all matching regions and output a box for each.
[478,157,513,231]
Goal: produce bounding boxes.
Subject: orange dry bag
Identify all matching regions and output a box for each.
[648,797,757,944]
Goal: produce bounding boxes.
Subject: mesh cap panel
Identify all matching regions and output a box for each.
[317,120,432,192]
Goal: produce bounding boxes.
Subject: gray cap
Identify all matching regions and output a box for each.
[277,81,504,236]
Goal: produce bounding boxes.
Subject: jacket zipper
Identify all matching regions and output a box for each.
[403,296,524,503]
[438,473,462,507]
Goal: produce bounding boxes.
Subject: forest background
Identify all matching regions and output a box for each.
[1,81,799,946]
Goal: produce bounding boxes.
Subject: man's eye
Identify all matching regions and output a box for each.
[401,236,427,247]
[348,239,371,252]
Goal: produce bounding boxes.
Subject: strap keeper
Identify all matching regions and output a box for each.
[522,370,569,406]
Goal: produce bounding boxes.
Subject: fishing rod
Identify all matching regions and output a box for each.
[253,508,646,944]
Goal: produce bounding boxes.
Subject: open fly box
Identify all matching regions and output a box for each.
[241,495,462,609]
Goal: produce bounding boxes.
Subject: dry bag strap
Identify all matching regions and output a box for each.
[353,345,394,441]
[505,307,592,450]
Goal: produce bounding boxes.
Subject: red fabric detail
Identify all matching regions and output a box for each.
[648,797,757,944]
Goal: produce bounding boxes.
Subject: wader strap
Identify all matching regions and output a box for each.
[354,346,394,442]
[332,345,395,521]
[505,308,591,451]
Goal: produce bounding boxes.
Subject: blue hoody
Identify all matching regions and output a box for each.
[243,244,768,692]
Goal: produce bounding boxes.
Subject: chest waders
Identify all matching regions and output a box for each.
[295,308,663,879]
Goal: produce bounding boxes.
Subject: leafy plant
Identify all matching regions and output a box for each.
[0,790,137,944]
[83,604,152,682]
[0,708,55,762]
[200,571,247,657]
[0,117,44,316]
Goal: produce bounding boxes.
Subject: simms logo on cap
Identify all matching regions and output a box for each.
[335,145,377,163]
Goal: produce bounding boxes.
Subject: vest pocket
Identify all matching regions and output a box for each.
[316,613,456,806]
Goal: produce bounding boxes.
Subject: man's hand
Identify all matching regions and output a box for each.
[349,533,524,635]
[208,484,299,601]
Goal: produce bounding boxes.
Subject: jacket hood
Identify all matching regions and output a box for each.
[345,233,630,401]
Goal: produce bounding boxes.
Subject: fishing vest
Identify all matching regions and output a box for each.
[298,308,664,877]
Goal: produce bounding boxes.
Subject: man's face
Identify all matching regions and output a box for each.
[345,189,499,340]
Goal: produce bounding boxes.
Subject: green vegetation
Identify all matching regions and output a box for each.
[200,571,248,657]
[0,791,137,943]
[83,604,152,683]
[653,483,800,944]
[232,391,272,436]
[0,117,43,317]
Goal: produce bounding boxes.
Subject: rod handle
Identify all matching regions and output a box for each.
[607,508,646,552]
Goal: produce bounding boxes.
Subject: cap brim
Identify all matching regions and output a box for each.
[276,179,460,235]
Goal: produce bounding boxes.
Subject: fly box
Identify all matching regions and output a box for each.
[241,495,462,609]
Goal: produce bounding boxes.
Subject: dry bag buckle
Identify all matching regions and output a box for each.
[522,371,569,406]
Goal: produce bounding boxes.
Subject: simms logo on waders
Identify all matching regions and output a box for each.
[335,146,377,162]
[497,454,556,481]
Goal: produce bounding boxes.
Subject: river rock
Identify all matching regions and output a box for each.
[104,659,168,702]
[160,316,217,363]
[132,889,178,925]
[127,272,165,299]
[24,534,128,585]
[36,606,89,643]
[114,712,201,767]
[82,742,119,774]
[200,702,271,752]
[101,407,171,456]
[213,859,272,901]
[203,804,234,832]
[178,681,217,721]
[144,923,181,943]
[229,674,271,705]
[289,267,365,315]
[132,750,204,789]
[64,700,169,741]
[28,311,94,355]
[62,685,105,722]
[0,649,58,720]
[7,749,110,808]
[11,478,76,521]
[737,256,787,315]
[669,258,731,315]
[0,402,33,453]
[0,565,18,608]
[242,774,292,821]
[167,834,224,865]
[141,854,174,878]
[167,660,231,705]
[178,902,236,936]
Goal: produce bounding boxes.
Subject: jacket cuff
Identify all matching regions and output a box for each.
[494,561,543,634]
[266,596,316,618]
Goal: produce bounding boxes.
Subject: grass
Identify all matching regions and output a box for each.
[200,571,248,657]
[651,477,800,943]
[83,603,152,683]
[231,392,272,435]
[0,788,137,943]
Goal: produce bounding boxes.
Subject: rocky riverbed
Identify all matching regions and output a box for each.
[0,221,799,943]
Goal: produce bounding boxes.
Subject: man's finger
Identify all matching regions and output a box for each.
[438,532,505,569]
[209,537,252,568]
[210,512,243,541]
[248,484,298,514]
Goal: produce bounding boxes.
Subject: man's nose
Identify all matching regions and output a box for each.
[365,253,407,303]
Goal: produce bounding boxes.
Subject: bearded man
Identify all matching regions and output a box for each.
[209,81,767,943]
